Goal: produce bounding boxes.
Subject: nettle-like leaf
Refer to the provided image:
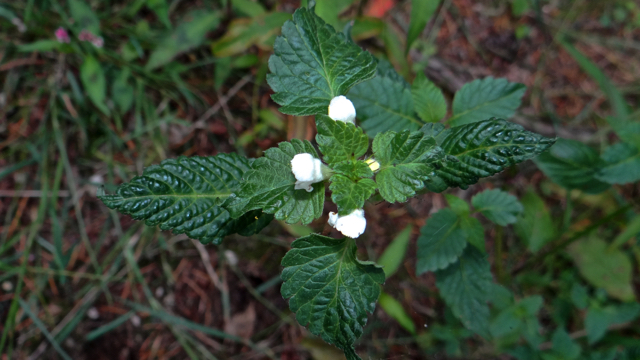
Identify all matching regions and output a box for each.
[432,119,556,189]
[416,208,468,273]
[267,6,376,116]
[99,154,272,244]
[373,130,443,203]
[332,160,374,179]
[412,72,447,123]
[228,139,324,225]
[316,114,369,166]
[349,61,423,136]
[534,138,610,194]
[595,142,640,185]
[449,77,526,127]
[435,246,493,338]
[330,175,376,215]
[471,189,523,226]
[281,234,385,360]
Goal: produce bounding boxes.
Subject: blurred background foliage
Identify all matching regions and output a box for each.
[0,0,639,359]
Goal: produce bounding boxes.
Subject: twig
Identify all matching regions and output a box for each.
[190,240,223,290]
[190,75,252,130]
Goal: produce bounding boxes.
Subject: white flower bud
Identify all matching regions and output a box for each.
[291,153,327,192]
[328,209,366,238]
[328,95,356,124]
[365,158,380,172]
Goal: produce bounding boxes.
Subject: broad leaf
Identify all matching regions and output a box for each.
[99,154,272,244]
[534,138,610,194]
[568,237,635,302]
[549,328,581,360]
[80,56,109,115]
[373,130,443,203]
[329,175,376,215]
[449,77,526,127]
[471,189,523,226]
[444,194,470,216]
[433,118,556,189]
[416,208,468,273]
[349,62,422,136]
[412,72,447,123]
[267,7,376,116]
[211,12,291,57]
[490,296,543,346]
[595,142,640,184]
[281,234,385,360]
[514,190,555,252]
[146,11,221,70]
[585,303,640,344]
[460,215,485,253]
[332,160,374,179]
[228,139,325,225]
[316,114,370,166]
[435,246,492,338]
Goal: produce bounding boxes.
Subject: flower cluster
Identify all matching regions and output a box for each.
[289,96,372,238]
[54,27,104,48]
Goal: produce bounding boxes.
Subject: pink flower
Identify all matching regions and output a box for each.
[55,27,70,43]
[78,29,104,48]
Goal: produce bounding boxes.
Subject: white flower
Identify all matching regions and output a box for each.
[365,158,380,172]
[291,153,328,192]
[328,95,356,124]
[328,209,366,238]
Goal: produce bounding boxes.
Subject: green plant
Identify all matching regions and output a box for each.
[98,3,556,358]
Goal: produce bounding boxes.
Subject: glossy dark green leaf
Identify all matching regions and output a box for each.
[534,138,610,194]
[316,114,370,166]
[412,72,447,123]
[227,139,325,225]
[433,118,556,189]
[145,11,221,70]
[281,234,385,360]
[267,7,376,116]
[416,208,468,273]
[373,130,443,203]
[595,142,640,184]
[471,189,523,226]
[99,154,271,244]
[329,175,376,215]
[349,62,422,136]
[514,190,555,252]
[435,246,492,338]
[449,77,526,127]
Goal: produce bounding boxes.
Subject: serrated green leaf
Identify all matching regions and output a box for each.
[68,0,101,34]
[406,0,441,52]
[228,139,325,225]
[433,118,556,189]
[349,63,422,136]
[329,175,376,215]
[373,130,443,202]
[568,237,635,302]
[267,7,376,116]
[460,215,485,253]
[80,56,109,116]
[471,189,523,226]
[377,225,412,277]
[416,208,468,273]
[378,292,416,335]
[99,154,271,244]
[444,194,470,216]
[490,296,543,343]
[316,114,370,166]
[145,11,221,70]
[514,190,555,252]
[449,77,526,127]
[550,328,581,360]
[595,142,640,184]
[412,72,447,123]
[281,234,385,359]
[534,138,610,194]
[332,160,373,179]
[435,246,492,338]
[585,303,640,344]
